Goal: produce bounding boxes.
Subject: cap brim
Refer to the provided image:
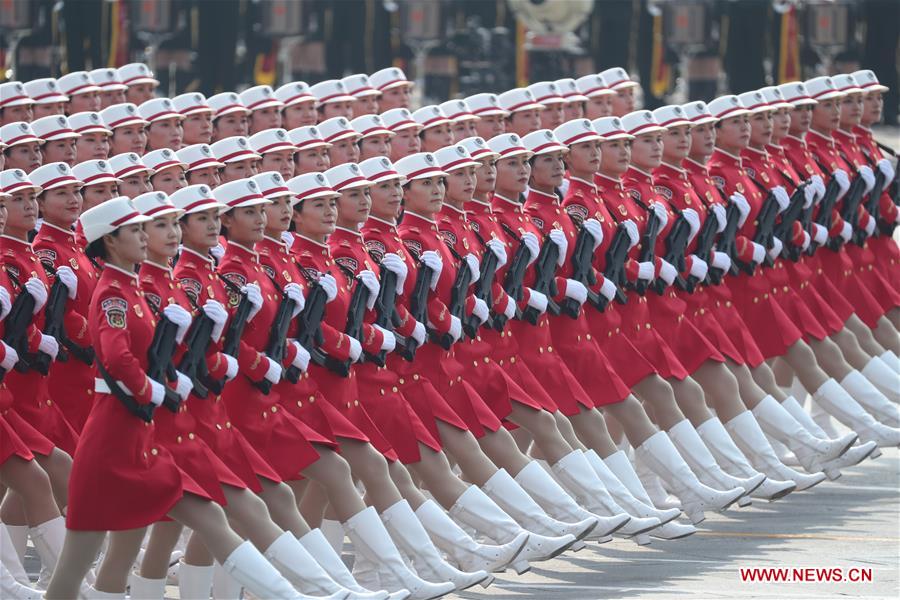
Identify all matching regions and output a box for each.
[365,172,403,184]
[222,197,272,210]
[292,139,332,150]
[599,132,634,141]
[68,86,103,96]
[294,189,341,204]
[118,213,153,228]
[715,108,751,119]
[179,105,214,116]
[74,126,112,135]
[254,142,298,154]
[387,122,423,132]
[657,119,693,129]
[494,148,533,160]
[3,181,42,194]
[145,112,186,123]
[377,81,414,92]
[863,84,889,92]
[404,168,449,181]
[149,160,189,174]
[41,131,81,141]
[609,81,639,90]
[145,206,184,219]
[124,77,159,87]
[334,178,373,191]
[214,106,251,118]
[358,128,395,139]
[323,131,361,144]
[97,83,129,92]
[6,136,45,146]
[1,98,34,108]
[441,159,481,171]
[563,94,590,103]
[39,177,84,192]
[114,165,152,178]
[583,89,616,98]
[280,95,315,107]
[419,118,454,129]
[183,158,226,172]
[507,103,545,113]
[629,125,667,136]
[810,90,844,101]
[470,108,509,117]
[746,105,777,114]
[250,100,286,111]
[561,133,605,145]
[181,199,229,215]
[689,115,719,125]
[34,94,69,104]
[317,95,357,105]
[470,148,500,159]
[80,174,120,186]
[107,117,149,129]
[219,150,262,164]
[351,89,382,98]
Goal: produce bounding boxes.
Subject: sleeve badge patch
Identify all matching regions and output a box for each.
[101,297,128,328]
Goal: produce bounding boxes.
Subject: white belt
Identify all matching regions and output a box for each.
[95,378,132,395]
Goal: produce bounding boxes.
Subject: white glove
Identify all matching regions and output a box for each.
[858,165,875,194]
[711,204,727,233]
[318,274,338,302]
[810,174,826,203]
[803,184,817,209]
[381,253,408,293]
[548,230,568,266]
[622,219,639,248]
[202,299,228,343]
[637,261,655,281]
[223,354,239,381]
[582,218,604,250]
[174,371,192,401]
[658,259,677,286]
[525,288,548,313]
[210,243,225,261]
[373,325,396,353]
[163,303,192,344]
[520,232,540,264]
[148,378,166,406]
[485,239,508,269]
[564,279,588,305]
[289,340,311,372]
[463,254,480,284]
[839,221,853,243]
[283,282,306,318]
[833,169,850,199]
[419,250,443,290]
[280,231,295,246]
[876,158,895,182]
[357,270,380,310]
[410,320,426,346]
[768,237,784,260]
[711,251,732,272]
[650,202,669,229]
[771,186,790,212]
[501,294,517,319]
[471,297,489,324]
[800,230,811,251]
[240,283,263,322]
[812,223,828,245]
[448,315,463,342]
[38,334,59,360]
[25,278,48,314]
[598,276,616,301]
[262,356,283,384]
[0,287,10,321]
[688,255,708,280]
[347,336,362,362]
[1,341,19,371]
[751,242,766,264]
[55,266,78,300]
[864,217,876,237]
[729,193,750,227]
[681,208,701,242]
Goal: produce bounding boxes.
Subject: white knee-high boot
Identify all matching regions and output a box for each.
[221,540,317,600]
[1,562,41,600]
[862,356,900,405]
[634,432,745,524]
[816,377,900,447]
[0,524,29,586]
[127,572,167,600]
[300,528,396,600]
[263,531,355,598]
[841,370,900,428]
[178,561,214,600]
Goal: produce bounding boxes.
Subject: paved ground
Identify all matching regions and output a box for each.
[455,447,900,600]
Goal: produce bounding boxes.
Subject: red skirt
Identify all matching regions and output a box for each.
[281,378,367,445]
[67,393,211,531]
[311,365,399,462]
[766,259,829,341]
[5,374,78,456]
[818,249,885,328]
[396,372,469,443]
[681,285,745,365]
[615,292,689,380]
[356,365,442,464]
[549,313,630,409]
[0,412,34,465]
[846,242,900,313]
[804,253,854,324]
[647,289,724,376]
[222,377,325,479]
[586,306,658,387]
[188,393,281,493]
[727,270,803,359]
[0,407,54,457]
[784,259,845,336]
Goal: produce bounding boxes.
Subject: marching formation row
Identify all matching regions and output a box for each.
[0,62,898,600]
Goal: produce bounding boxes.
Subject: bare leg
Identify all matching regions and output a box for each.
[44,530,106,600]
[632,374,688,430]
[94,528,147,592]
[771,357,795,388]
[692,361,755,422]
[747,363,791,401]
[780,340,831,392]
[299,444,368,521]
[435,422,501,486]
[872,316,899,355]
[567,408,622,457]
[0,456,60,525]
[405,445,472,508]
[184,530,214,566]
[257,478,309,538]
[296,481,330,527]
[602,395,659,448]
[830,328,878,370]
[667,375,716,426]
[507,403,574,464]
[509,428,533,454]
[805,337,854,380]
[139,521,183,579]
[387,462,429,509]
[476,428,532,477]
[842,314,887,356]
[336,439,403,512]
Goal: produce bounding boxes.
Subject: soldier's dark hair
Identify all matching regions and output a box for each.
[85,229,121,260]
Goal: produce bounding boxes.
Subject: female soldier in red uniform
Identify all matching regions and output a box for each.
[45,195,305,600]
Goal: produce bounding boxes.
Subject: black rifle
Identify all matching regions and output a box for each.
[521,237,560,325]
[860,169,885,243]
[687,208,720,291]
[33,265,95,374]
[715,202,746,276]
[398,263,429,360]
[177,313,215,398]
[750,188,780,268]
[146,316,183,413]
[469,231,498,331]
[829,174,866,251]
[368,267,398,367]
[214,282,253,395]
[774,184,809,261]
[255,290,296,394]
[601,224,630,308]
[560,226,599,317]
[494,229,531,331]
[292,279,329,375]
[436,257,472,344]
[332,276,368,375]
[806,175,841,255]
[653,216,690,295]
[632,208,660,295]
[0,280,36,382]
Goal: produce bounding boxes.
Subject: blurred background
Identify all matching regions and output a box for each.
[1,0,897,124]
